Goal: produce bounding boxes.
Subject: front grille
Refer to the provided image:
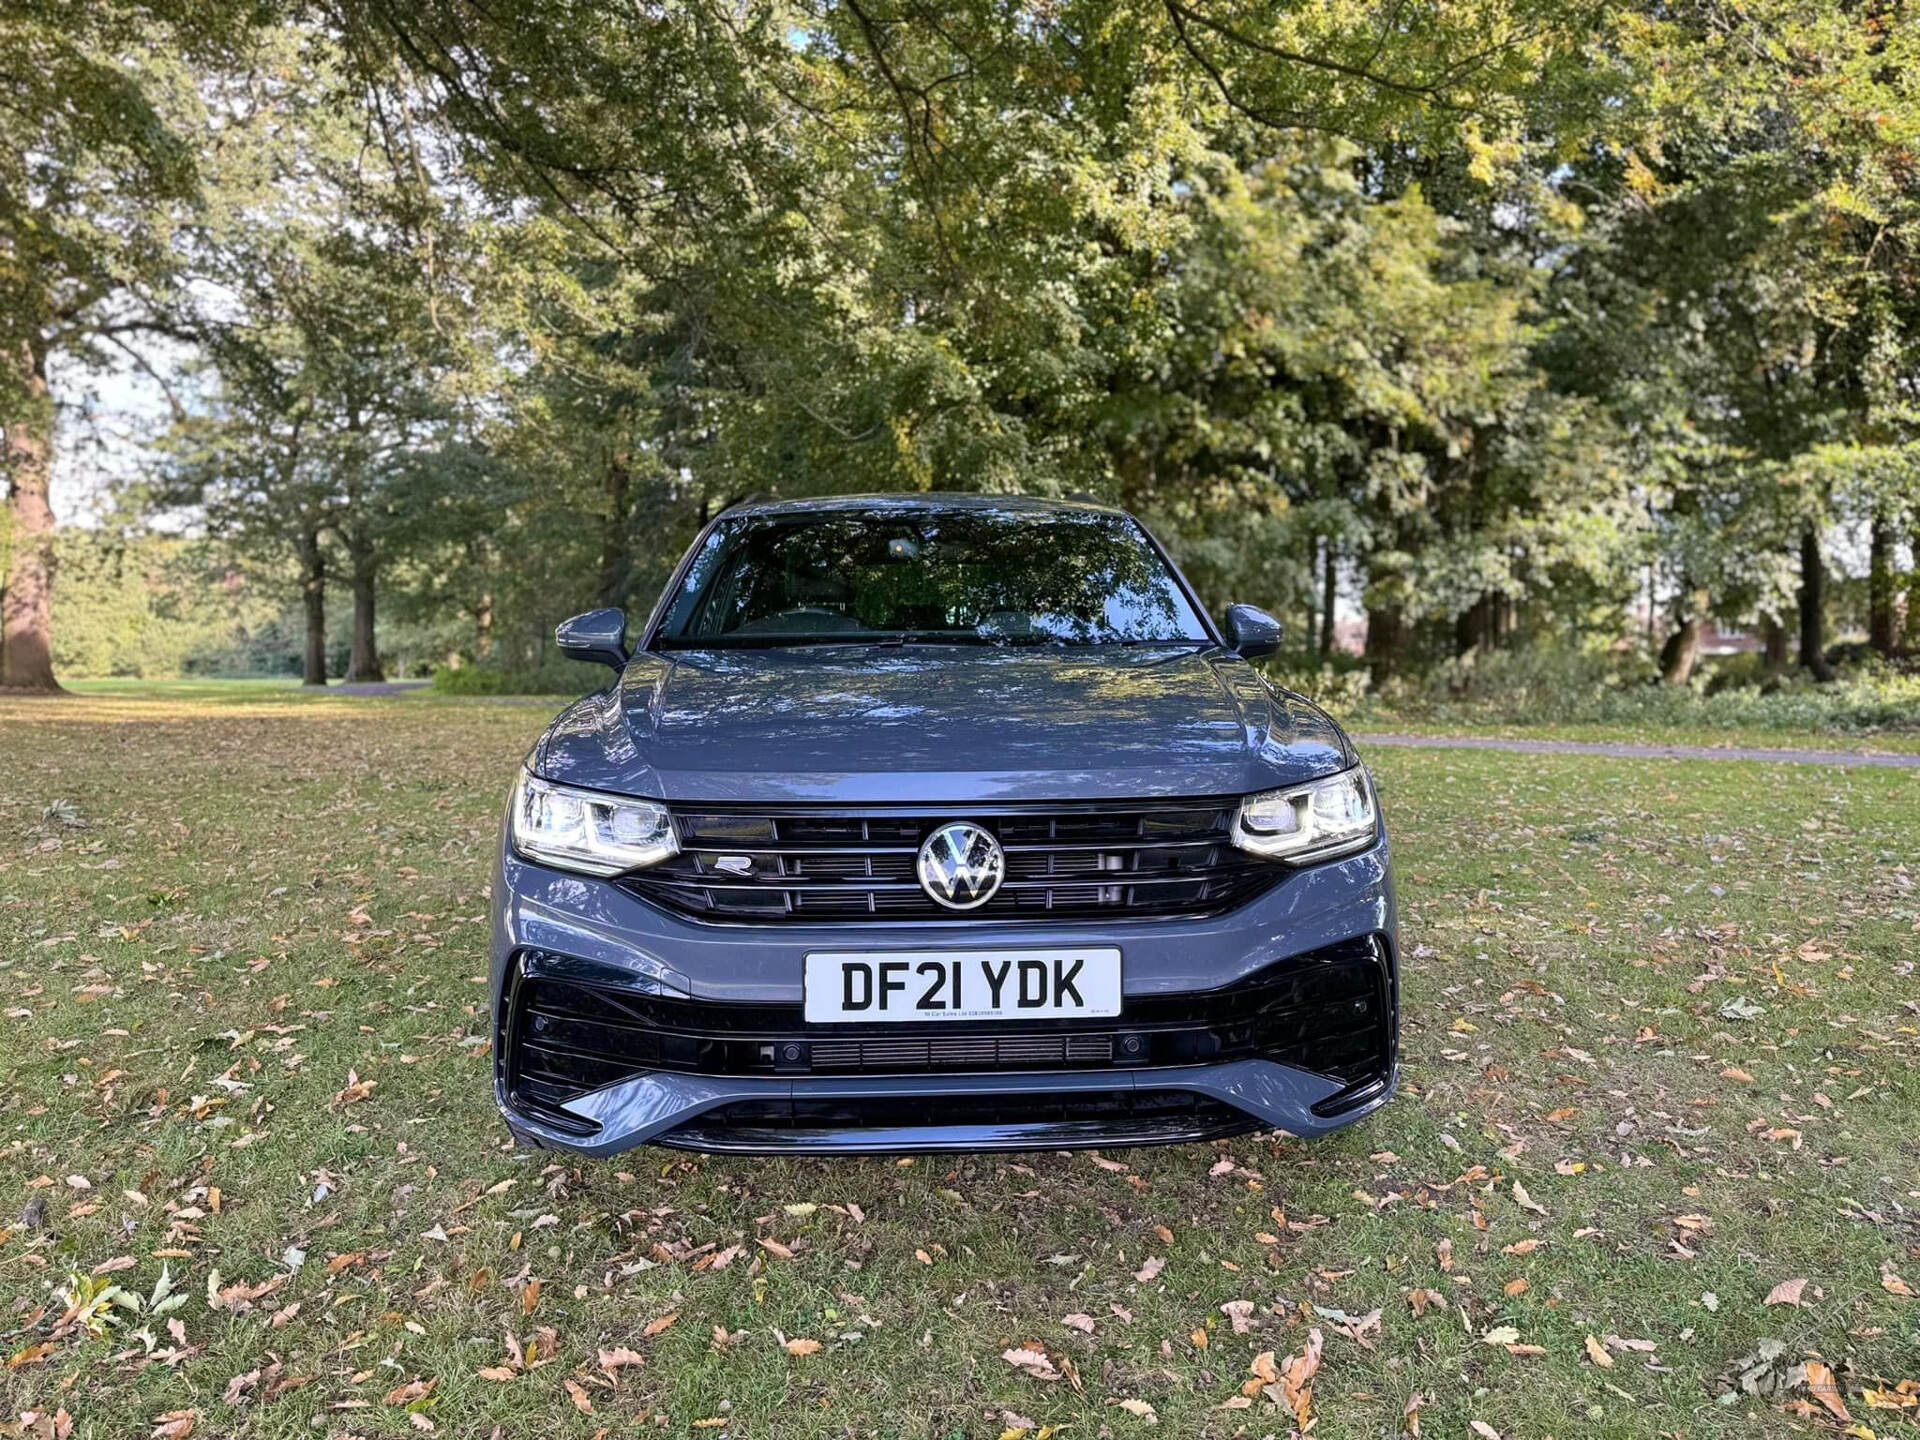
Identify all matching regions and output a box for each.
[498,937,1394,1131]
[621,800,1279,922]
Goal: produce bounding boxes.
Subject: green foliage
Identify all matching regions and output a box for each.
[429,661,601,697]
[50,530,286,679]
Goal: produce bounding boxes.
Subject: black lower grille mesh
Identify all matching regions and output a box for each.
[620,800,1279,922]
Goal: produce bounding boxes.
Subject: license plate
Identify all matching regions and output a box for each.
[802,948,1122,1024]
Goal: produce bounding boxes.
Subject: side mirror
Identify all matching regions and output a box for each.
[555,608,630,672]
[1223,603,1282,661]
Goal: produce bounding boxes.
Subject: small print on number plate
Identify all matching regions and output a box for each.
[803,948,1121,1024]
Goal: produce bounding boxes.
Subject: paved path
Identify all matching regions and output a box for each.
[1355,732,1920,769]
[327,680,432,697]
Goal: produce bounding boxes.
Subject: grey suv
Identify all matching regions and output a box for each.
[491,493,1396,1153]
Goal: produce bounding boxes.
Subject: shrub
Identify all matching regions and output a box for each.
[430,660,602,696]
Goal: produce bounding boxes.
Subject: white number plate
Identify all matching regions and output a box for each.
[802,948,1122,1024]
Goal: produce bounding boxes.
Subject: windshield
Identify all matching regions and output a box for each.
[654,507,1211,649]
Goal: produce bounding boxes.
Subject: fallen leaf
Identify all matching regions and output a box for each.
[1512,1180,1546,1215]
[1584,1335,1614,1368]
[476,1367,517,1382]
[384,1379,436,1406]
[643,1311,679,1337]
[1765,1278,1808,1307]
[564,1379,591,1413]
[1133,1256,1165,1283]
[1804,1359,1852,1422]
[784,1337,821,1356]
[1277,1330,1323,1426]
[1481,1326,1520,1347]
[1002,1346,1062,1382]
[1062,1313,1096,1334]
[597,1346,643,1374]
[1220,1300,1256,1334]
[1114,1397,1157,1423]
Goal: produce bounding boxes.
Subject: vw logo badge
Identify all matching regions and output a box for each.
[916,821,1006,910]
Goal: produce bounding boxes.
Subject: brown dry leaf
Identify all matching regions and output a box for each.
[1002,1346,1063,1382]
[1407,1288,1447,1317]
[332,1071,375,1108]
[1502,1239,1540,1256]
[597,1346,644,1375]
[1404,1391,1425,1436]
[1190,1327,1208,1350]
[150,1413,196,1440]
[476,1367,518,1382]
[1220,1300,1256,1334]
[1512,1180,1547,1215]
[222,1370,260,1406]
[1436,1237,1453,1272]
[1882,1272,1915,1299]
[563,1379,592,1414]
[1114,1397,1157,1423]
[383,1379,436,1406]
[1243,1350,1280,1396]
[643,1311,679,1337]
[1062,1313,1096,1334]
[1803,1359,1852,1422]
[1133,1256,1165,1283]
[1504,1279,1529,1297]
[1088,1153,1128,1173]
[520,1279,542,1316]
[785,1337,822,1356]
[1470,1423,1502,1440]
[1278,1329,1323,1426]
[1721,1066,1756,1084]
[757,1237,795,1261]
[1584,1335,1614,1368]
[1764,1278,1808,1307]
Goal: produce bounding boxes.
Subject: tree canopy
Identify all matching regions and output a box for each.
[3,0,1915,689]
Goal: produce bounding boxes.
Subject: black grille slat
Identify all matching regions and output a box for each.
[628,800,1276,923]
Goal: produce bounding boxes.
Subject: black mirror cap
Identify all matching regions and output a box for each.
[555,608,630,672]
[1224,603,1282,661]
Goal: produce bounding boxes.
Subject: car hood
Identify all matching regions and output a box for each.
[528,645,1354,803]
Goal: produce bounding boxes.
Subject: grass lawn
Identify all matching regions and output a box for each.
[2,689,1916,1439]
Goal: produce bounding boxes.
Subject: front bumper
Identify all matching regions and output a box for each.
[490,832,1397,1155]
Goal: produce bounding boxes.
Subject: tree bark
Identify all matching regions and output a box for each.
[1797,525,1834,681]
[1365,603,1406,686]
[294,528,328,686]
[598,452,632,608]
[345,528,382,683]
[1,338,62,692]
[475,588,494,662]
[1868,511,1897,656]
[1762,613,1790,671]
[1659,586,1710,685]
[1318,542,1336,658]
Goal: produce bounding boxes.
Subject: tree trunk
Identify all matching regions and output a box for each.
[1868,511,1897,657]
[1797,525,1834,681]
[345,529,382,683]
[1,338,61,692]
[1762,613,1790,671]
[475,589,494,662]
[294,529,328,686]
[1659,586,1709,685]
[598,453,632,608]
[1365,603,1406,686]
[1318,542,1336,659]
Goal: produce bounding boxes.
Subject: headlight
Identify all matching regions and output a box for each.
[1231,767,1376,863]
[509,771,678,875]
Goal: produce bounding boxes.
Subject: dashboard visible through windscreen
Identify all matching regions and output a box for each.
[654,507,1211,648]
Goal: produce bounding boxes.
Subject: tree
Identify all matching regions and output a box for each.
[0,1,266,689]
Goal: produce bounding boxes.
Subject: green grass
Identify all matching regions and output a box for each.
[3,691,1917,1439]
